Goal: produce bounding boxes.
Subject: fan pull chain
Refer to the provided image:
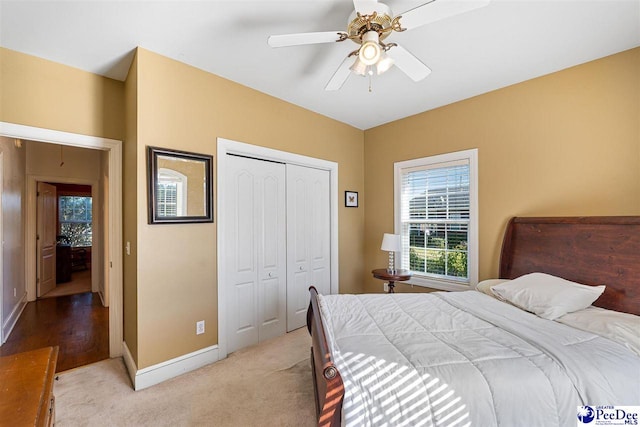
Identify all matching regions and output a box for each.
[368,71,373,93]
[60,145,65,167]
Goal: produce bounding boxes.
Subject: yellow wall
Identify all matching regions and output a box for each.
[364,47,640,293]
[2,43,638,373]
[0,48,124,141]
[0,47,127,351]
[123,52,139,362]
[133,48,364,368]
[26,141,103,180]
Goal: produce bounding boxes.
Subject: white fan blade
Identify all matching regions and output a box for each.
[353,0,378,14]
[387,45,431,82]
[398,0,490,31]
[268,31,345,48]
[325,56,354,91]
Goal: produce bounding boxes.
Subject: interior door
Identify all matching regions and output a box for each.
[37,182,57,297]
[286,164,330,331]
[225,155,286,353]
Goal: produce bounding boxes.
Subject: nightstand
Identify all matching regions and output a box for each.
[371,269,412,293]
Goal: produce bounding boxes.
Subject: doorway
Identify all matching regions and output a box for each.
[0,121,123,358]
[37,182,95,299]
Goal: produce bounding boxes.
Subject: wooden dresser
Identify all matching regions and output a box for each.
[0,346,59,426]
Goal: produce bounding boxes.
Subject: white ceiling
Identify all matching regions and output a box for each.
[1,0,639,130]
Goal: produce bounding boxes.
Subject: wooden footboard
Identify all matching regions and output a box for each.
[307,286,344,426]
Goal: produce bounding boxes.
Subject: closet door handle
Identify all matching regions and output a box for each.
[299,266,304,271]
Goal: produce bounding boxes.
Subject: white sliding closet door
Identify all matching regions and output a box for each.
[225,155,287,353]
[286,164,331,331]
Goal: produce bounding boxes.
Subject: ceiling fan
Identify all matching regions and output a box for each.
[268,0,490,91]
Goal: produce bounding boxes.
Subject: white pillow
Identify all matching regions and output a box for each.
[557,306,640,356]
[475,279,510,298]
[490,272,605,320]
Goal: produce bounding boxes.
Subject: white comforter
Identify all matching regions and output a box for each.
[318,291,640,427]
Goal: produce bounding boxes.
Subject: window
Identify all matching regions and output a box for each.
[394,149,478,291]
[156,168,187,217]
[59,196,92,247]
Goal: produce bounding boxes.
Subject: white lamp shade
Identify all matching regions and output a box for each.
[376,53,394,75]
[359,31,381,66]
[381,233,401,252]
[349,57,367,76]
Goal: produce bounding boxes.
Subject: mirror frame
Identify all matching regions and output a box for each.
[147,146,213,224]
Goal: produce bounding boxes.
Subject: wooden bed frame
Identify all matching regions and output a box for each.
[499,216,640,315]
[306,216,640,426]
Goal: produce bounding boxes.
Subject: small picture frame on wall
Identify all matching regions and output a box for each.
[345,191,358,208]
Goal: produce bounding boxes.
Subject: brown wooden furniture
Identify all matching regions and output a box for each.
[56,244,72,283]
[307,287,343,426]
[0,346,59,426]
[371,268,412,293]
[71,247,88,271]
[307,216,640,426]
[499,216,640,315]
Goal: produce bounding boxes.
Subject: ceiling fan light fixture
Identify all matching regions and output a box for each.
[349,56,368,76]
[359,31,381,65]
[376,52,394,75]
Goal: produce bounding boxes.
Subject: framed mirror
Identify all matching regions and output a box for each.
[147,146,213,224]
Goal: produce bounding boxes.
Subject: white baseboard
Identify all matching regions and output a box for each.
[1,293,27,344]
[122,341,219,391]
[97,290,107,307]
[121,341,138,387]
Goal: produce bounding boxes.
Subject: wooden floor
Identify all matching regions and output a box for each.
[0,291,109,372]
[41,269,91,298]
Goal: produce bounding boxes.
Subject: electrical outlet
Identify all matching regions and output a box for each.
[196,320,205,335]
[383,282,389,293]
[14,288,17,297]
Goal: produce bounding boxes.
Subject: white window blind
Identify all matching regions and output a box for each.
[156,168,187,217]
[157,182,178,217]
[394,150,478,291]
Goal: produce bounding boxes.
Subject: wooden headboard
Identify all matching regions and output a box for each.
[499,216,640,315]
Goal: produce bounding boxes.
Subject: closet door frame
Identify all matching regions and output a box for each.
[217,138,339,360]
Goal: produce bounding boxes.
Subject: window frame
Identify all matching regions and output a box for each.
[58,194,93,247]
[393,149,478,291]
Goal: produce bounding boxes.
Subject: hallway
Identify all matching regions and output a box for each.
[0,291,109,372]
[42,269,92,299]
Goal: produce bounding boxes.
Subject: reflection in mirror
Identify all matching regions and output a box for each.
[147,147,213,224]
[157,167,187,217]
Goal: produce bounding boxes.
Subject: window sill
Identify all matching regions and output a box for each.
[405,276,473,292]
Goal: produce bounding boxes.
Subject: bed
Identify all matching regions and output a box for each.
[306,216,640,426]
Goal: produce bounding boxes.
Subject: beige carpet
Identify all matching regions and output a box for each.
[54,328,316,426]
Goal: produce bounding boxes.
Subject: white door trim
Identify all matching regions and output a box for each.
[0,152,3,344]
[0,122,123,358]
[217,138,339,360]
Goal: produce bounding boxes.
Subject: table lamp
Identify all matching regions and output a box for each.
[381,233,401,273]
